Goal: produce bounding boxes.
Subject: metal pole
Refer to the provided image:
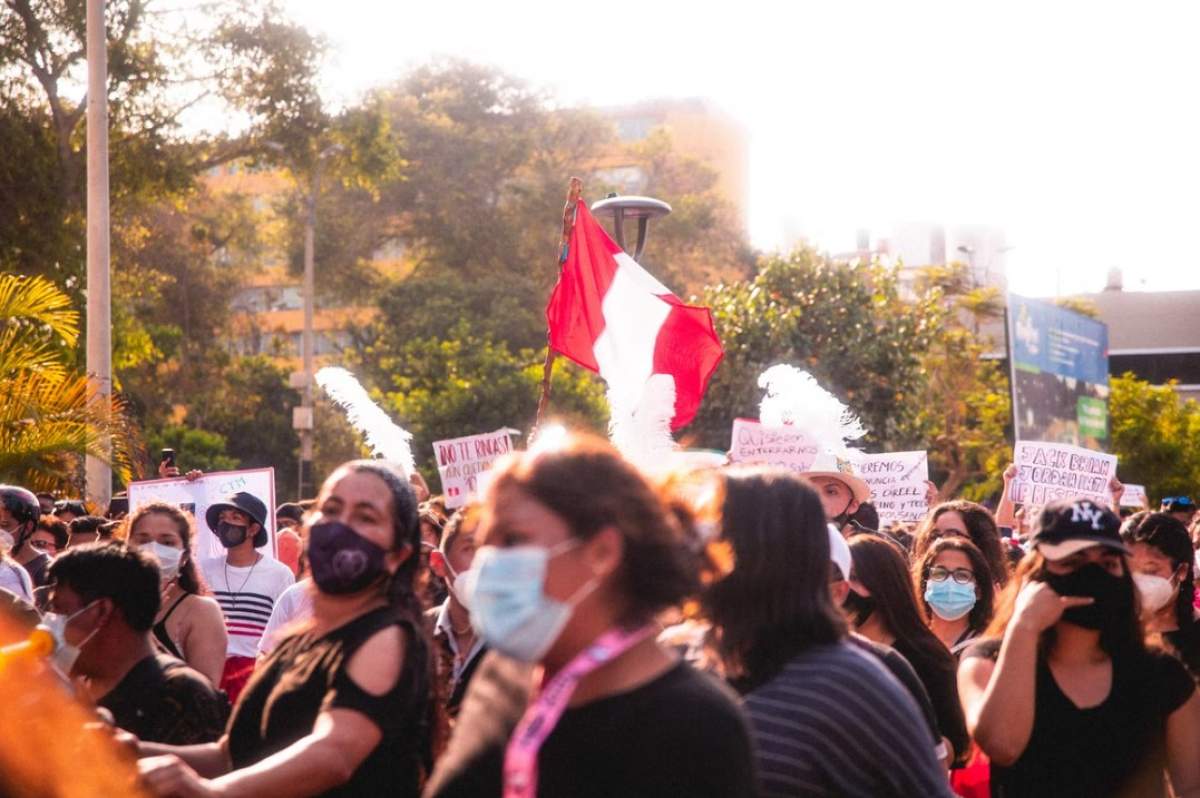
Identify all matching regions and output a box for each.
[85,0,112,509]
[299,175,316,498]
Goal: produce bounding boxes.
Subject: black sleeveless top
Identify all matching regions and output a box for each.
[152,593,189,659]
[227,605,430,797]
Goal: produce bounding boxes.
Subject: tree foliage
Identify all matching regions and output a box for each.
[1109,372,1200,502]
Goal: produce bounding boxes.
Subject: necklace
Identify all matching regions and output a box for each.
[451,620,474,637]
[225,554,261,610]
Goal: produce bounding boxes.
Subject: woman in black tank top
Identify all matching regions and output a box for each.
[133,460,437,798]
[127,502,227,686]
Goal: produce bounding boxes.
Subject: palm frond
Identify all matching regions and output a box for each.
[0,274,79,347]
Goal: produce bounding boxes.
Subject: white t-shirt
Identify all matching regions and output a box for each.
[257,578,314,657]
[0,560,33,603]
[200,555,295,659]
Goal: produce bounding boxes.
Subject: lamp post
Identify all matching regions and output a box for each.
[590,194,672,260]
[85,0,112,509]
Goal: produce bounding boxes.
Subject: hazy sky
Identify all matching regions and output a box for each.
[283,0,1200,297]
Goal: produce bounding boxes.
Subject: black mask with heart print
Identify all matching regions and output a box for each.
[307,520,388,595]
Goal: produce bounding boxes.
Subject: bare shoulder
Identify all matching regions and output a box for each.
[346,624,406,697]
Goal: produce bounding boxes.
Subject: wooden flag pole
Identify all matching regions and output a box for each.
[534,177,584,430]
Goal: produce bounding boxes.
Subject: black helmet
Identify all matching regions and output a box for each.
[0,485,41,527]
[206,491,270,548]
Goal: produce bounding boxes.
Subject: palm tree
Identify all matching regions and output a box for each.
[0,274,141,494]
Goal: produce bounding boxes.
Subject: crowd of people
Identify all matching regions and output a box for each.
[2,432,1200,797]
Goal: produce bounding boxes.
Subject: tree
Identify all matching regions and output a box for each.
[1108,372,1200,501]
[685,248,942,453]
[0,274,140,492]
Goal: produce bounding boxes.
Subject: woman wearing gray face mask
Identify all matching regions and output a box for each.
[125,503,227,688]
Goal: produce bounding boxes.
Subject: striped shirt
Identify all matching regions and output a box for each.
[200,556,295,659]
[744,641,955,798]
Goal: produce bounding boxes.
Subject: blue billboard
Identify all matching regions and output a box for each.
[1007,294,1110,448]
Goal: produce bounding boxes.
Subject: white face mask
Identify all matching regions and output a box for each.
[1133,572,1177,613]
[142,541,184,583]
[40,601,102,676]
[0,528,13,551]
[440,557,472,610]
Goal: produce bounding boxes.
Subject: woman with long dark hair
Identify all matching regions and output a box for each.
[847,534,971,765]
[959,499,1200,798]
[424,432,755,797]
[914,537,996,656]
[913,500,1011,587]
[134,460,436,797]
[1121,511,1200,678]
[706,469,954,797]
[126,502,227,687]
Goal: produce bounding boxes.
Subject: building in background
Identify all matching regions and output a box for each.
[840,222,1011,296]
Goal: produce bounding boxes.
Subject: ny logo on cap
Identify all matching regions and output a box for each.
[1071,501,1105,531]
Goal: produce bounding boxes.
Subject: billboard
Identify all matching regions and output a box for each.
[1006,294,1110,449]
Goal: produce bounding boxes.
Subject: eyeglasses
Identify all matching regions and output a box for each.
[29,539,55,553]
[928,566,975,585]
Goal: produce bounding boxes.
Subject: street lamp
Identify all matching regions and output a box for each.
[265,142,342,499]
[591,194,672,260]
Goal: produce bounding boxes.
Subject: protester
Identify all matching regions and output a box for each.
[702,468,953,797]
[46,543,225,744]
[913,499,1011,587]
[1163,496,1198,528]
[804,453,871,528]
[257,577,312,658]
[1,484,51,588]
[67,515,108,548]
[274,502,305,577]
[427,508,486,717]
[914,537,996,655]
[424,433,755,798]
[30,515,69,557]
[418,506,449,609]
[35,492,57,516]
[1121,511,1200,677]
[959,499,1200,797]
[846,533,971,765]
[844,500,880,535]
[53,499,88,525]
[135,459,435,797]
[198,491,294,702]
[126,502,228,687]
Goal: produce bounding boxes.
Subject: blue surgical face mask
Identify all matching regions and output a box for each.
[464,539,597,663]
[924,579,977,621]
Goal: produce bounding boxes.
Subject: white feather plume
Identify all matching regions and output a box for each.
[315,367,415,477]
[757,364,866,455]
[608,373,678,471]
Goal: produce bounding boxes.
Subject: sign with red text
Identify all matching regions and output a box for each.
[1120,483,1148,508]
[851,451,929,526]
[728,418,820,473]
[1010,440,1117,507]
[434,429,516,509]
[128,468,277,561]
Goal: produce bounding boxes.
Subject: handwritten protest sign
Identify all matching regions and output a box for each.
[128,468,277,560]
[1010,441,1116,507]
[1120,483,1148,508]
[728,418,820,473]
[434,429,516,509]
[852,451,929,526]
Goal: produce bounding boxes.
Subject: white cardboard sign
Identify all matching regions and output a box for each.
[1120,483,1148,508]
[728,418,820,473]
[852,451,929,526]
[128,467,277,561]
[1010,441,1117,507]
[433,429,516,509]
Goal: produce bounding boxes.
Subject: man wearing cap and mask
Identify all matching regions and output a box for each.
[198,491,294,703]
[805,453,872,531]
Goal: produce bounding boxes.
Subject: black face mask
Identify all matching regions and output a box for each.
[308,520,389,595]
[1043,562,1134,630]
[216,521,249,549]
[843,588,876,626]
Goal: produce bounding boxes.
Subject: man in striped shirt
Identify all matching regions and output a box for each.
[199,492,294,703]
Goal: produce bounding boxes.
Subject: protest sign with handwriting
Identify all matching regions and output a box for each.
[852,451,929,526]
[434,429,516,509]
[728,418,820,472]
[1120,483,1148,508]
[1010,441,1116,506]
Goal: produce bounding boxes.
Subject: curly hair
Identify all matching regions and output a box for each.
[125,502,206,596]
[913,500,1010,586]
[913,536,996,635]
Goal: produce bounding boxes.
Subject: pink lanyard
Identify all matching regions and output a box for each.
[503,624,657,798]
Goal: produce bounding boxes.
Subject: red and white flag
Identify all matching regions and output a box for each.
[546,200,723,432]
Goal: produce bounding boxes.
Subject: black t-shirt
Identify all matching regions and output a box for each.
[848,634,941,747]
[98,653,226,745]
[227,606,430,798]
[963,639,1195,798]
[891,636,971,763]
[1164,622,1200,681]
[423,653,756,798]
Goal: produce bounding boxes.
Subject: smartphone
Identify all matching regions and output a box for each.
[161,448,176,469]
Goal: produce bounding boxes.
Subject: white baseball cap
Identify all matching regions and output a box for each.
[827,523,853,582]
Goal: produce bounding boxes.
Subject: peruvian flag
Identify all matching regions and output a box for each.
[546,201,723,430]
